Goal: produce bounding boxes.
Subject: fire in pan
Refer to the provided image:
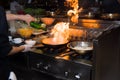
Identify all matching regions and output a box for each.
[41,38,69,48]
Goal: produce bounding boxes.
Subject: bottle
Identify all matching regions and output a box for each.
[30,21,46,30]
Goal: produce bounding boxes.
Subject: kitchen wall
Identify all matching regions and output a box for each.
[0,0,95,10]
[3,0,120,13]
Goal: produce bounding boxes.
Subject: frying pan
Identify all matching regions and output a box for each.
[41,38,69,48]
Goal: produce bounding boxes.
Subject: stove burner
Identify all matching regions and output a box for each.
[70,51,93,60]
[53,48,93,61]
[42,46,67,54]
[36,43,93,61]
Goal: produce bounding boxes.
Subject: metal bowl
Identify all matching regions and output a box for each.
[67,41,93,54]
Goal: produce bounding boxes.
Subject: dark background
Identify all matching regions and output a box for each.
[0,0,120,13]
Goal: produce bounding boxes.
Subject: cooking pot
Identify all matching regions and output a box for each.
[46,11,56,17]
[79,12,95,18]
[100,13,120,19]
[67,41,93,55]
[41,38,69,48]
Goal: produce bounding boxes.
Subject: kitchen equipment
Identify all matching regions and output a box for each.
[40,17,55,25]
[46,11,56,17]
[79,12,95,19]
[12,38,23,44]
[67,41,93,54]
[25,39,36,46]
[41,38,69,48]
[9,19,120,80]
[32,29,48,35]
[28,20,120,80]
[17,27,33,38]
[100,13,120,19]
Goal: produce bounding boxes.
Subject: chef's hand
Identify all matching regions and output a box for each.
[6,14,35,25]
[22,44,33,52]
[21,14,35,25]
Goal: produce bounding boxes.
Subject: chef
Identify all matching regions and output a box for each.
[0,6,35,80]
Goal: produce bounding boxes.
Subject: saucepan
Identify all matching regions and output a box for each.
[67,41,93,54]
[100,13,120,19]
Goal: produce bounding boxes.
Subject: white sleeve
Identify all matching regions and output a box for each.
[8,71,17,80]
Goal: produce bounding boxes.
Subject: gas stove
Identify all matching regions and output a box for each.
[32,45,93,63]
[27,20,120,80]
[28,20,120,80]
[29,47,92,80]
[9,19,120,80]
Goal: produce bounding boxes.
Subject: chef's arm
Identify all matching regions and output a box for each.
[8,46,25,56]
[8,44,32,56]
[6,13,35,24]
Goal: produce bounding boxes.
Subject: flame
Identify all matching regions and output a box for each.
[50,22,70,43]
[49,0,85,43]
[50,22,85,43]
[66,0,83,24]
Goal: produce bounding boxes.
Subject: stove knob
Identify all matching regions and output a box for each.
[75,73,82,79]
[65,71,69,77]
[44,64,51,70]
[36,62,43,68]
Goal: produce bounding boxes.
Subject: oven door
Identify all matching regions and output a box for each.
[29,52,92,80]
[8,53,64,80]
[12,68,64,80]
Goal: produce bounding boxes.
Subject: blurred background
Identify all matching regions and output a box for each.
[0,0,120,14]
